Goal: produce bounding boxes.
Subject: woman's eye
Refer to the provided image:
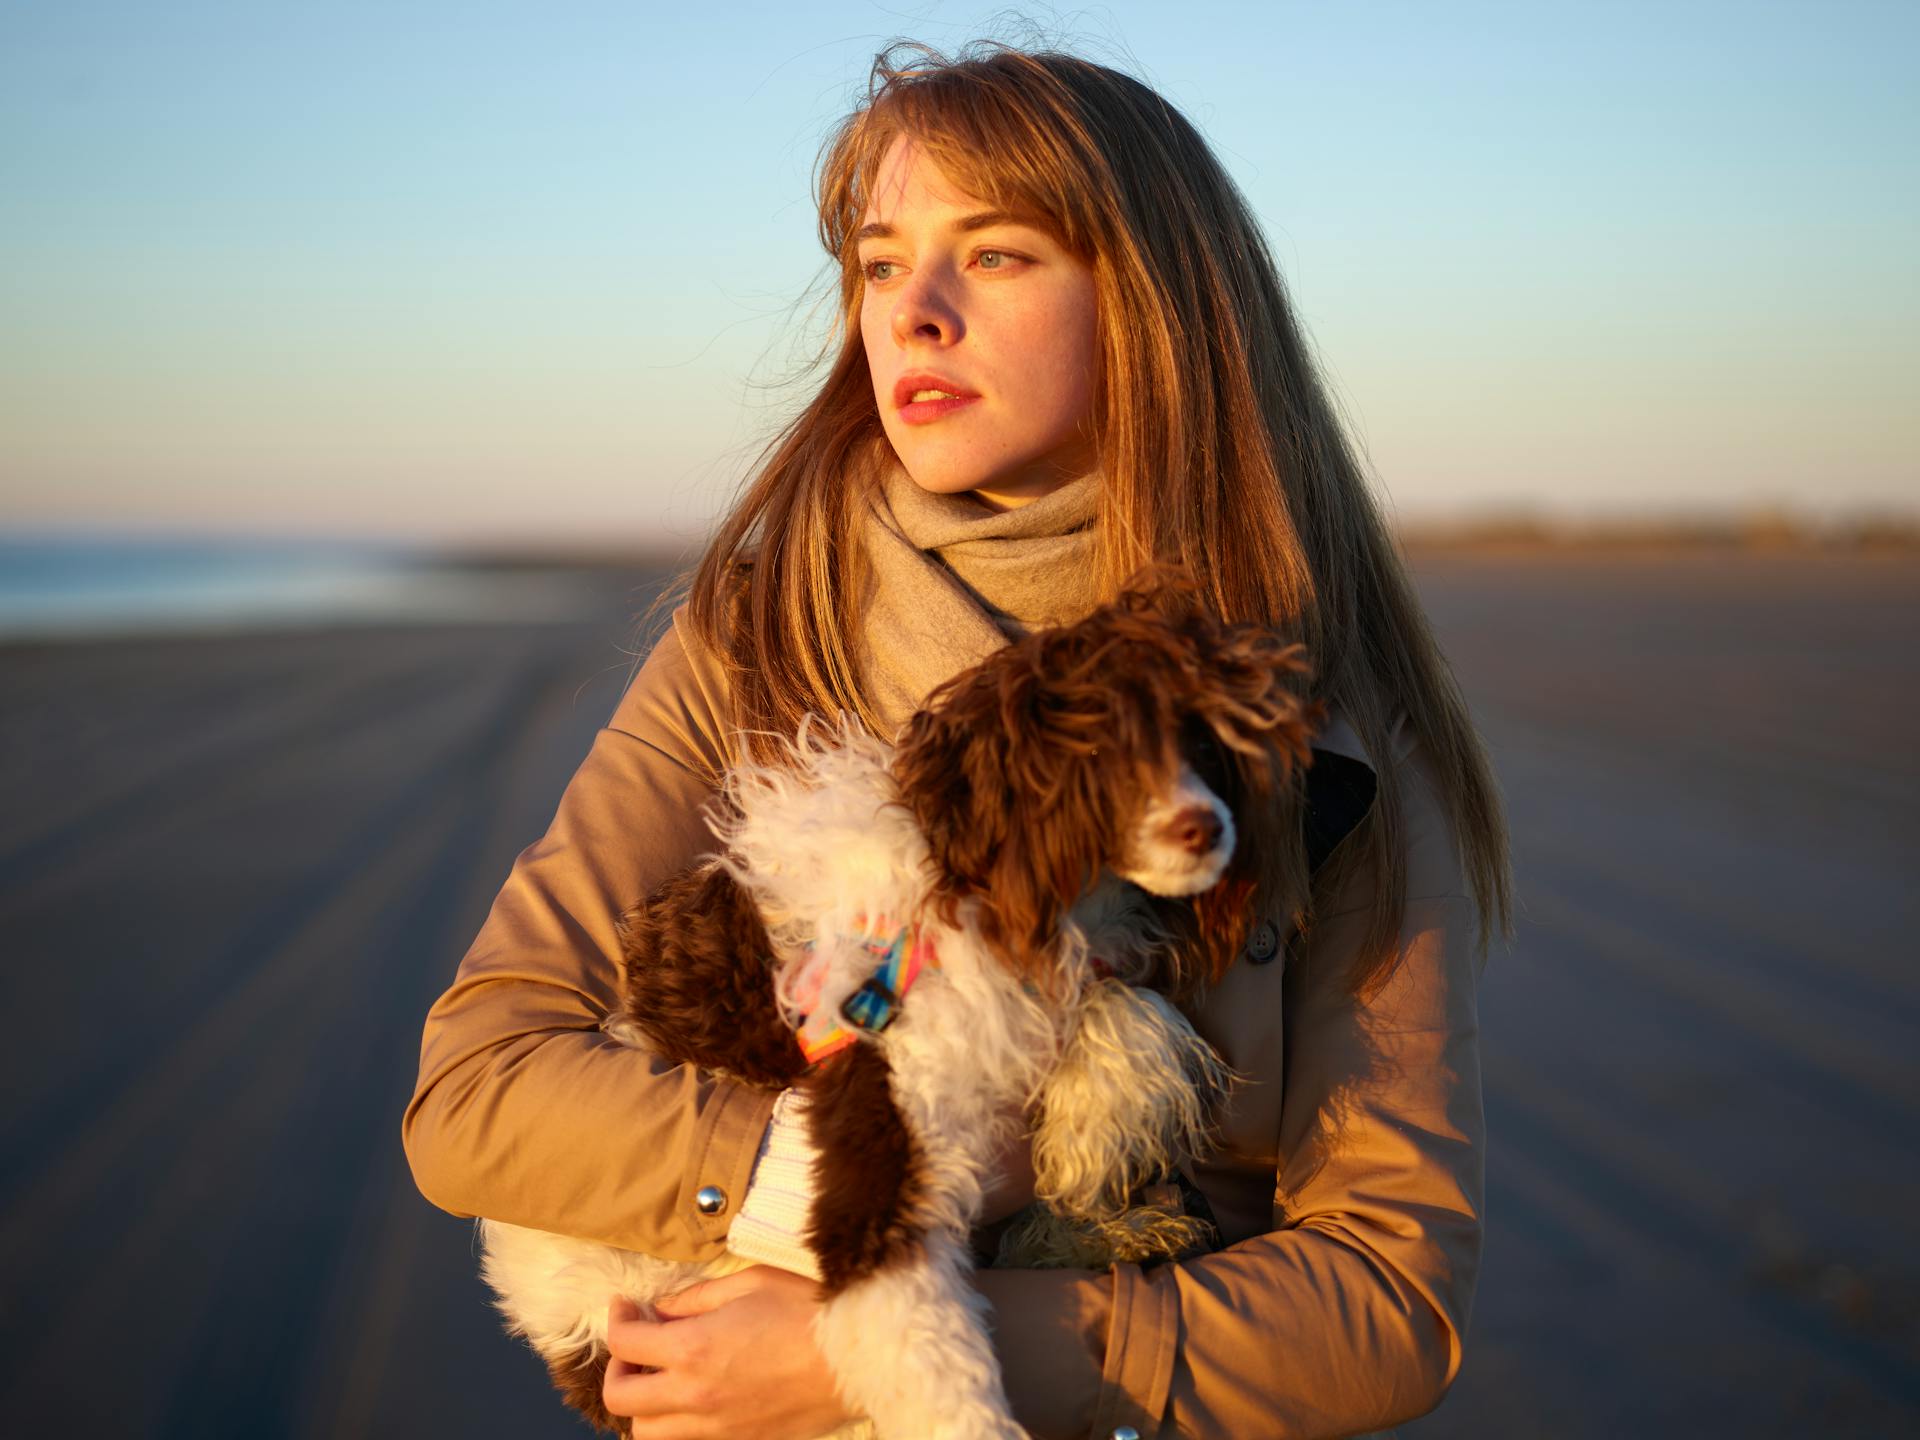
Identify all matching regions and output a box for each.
[862,259,899,283]
[976,250,1010,270]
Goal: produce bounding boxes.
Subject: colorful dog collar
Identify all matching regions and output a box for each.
[792,922,936,1066]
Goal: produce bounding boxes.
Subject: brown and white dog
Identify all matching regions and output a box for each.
[479,572,1320,1439]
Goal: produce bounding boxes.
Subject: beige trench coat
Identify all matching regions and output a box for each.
[403,606,1486,1440]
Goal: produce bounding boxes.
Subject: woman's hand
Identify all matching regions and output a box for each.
[605,1111,1033,1435]
[604,1266,858,1440]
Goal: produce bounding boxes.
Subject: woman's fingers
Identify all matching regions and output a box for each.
[652,1266,766,1318]
[606,1298,704,1372]
[600,1269,853,1438]
[605,1347,714,1427]
[605,1321,730,1437]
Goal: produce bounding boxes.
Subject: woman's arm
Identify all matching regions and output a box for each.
[975,741,1486,1440]
[401,610,778,1258]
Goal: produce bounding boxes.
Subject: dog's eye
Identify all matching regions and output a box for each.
[1181,716,1232,791]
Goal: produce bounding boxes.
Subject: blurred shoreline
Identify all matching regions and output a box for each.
[2,511,1913,644]
[0,535,685,644]
[1396,507,1920,557]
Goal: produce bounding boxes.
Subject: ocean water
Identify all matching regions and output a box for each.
[0,534,599,638]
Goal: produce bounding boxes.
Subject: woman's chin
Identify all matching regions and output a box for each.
[894,461,1088,511]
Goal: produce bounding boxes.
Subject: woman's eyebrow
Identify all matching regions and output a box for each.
[853,210,1029,244]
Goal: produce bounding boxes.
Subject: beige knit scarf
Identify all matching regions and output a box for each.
[854,457,1101,737]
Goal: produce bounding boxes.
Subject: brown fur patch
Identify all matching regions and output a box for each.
[800,1043,926,1294]
[545,1341,622,1435]
[617,860,806,1089]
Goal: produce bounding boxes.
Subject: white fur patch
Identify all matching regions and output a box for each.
[1033,981,1237,1220]
[813,1230,1024,1440]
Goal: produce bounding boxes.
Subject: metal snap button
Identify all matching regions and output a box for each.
[1244,919,1279,964]
[694,1184,728,1216]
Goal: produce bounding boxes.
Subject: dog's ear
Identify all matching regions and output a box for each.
[894,666,1114,980]
[973,793,1103,980]
[892,677,1013,903]
[976,666,1126,980]
[618,863,806,1089]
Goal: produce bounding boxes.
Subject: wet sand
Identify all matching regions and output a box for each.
[1407,550,1920,1437]
[1,552,1915,1436]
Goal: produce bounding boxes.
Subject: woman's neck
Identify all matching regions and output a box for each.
[918,458,1100,515]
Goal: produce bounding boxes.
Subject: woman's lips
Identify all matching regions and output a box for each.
[898,393,981,425]
[893,373,980,426]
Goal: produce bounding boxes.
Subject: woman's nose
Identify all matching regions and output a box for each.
[890,268,963,347]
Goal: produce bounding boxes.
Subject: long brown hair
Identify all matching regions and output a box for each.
[685,41,1512,994]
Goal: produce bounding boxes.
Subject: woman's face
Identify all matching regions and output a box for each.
[857,135,1099,511]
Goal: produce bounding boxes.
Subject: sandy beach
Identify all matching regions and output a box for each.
[1,551,1915,1436]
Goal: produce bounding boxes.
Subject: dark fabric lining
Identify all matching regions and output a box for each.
[1304,749,1378,877]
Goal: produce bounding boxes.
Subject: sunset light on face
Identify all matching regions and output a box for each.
[857,136,1099,511]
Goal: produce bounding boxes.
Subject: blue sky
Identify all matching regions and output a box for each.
[2,0,1914,544]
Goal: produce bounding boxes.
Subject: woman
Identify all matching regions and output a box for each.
[404,41,1511,1440]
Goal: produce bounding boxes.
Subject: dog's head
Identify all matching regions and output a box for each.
[891,565,1322,984]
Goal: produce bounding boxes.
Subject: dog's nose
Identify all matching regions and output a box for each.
[1165,805,1224,856]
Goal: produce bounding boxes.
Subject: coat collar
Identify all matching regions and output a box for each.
[1304,705,1380,877]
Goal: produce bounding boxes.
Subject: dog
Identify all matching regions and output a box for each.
[478,571,1321,1438]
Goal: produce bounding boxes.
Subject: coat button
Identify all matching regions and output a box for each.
[694,1184,728,1216]
[1244,919,1279,964]
[1110,1428,1142,1440]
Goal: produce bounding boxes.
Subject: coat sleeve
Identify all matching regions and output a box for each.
[400,610,778,1258]
[974,739,1486,1440]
